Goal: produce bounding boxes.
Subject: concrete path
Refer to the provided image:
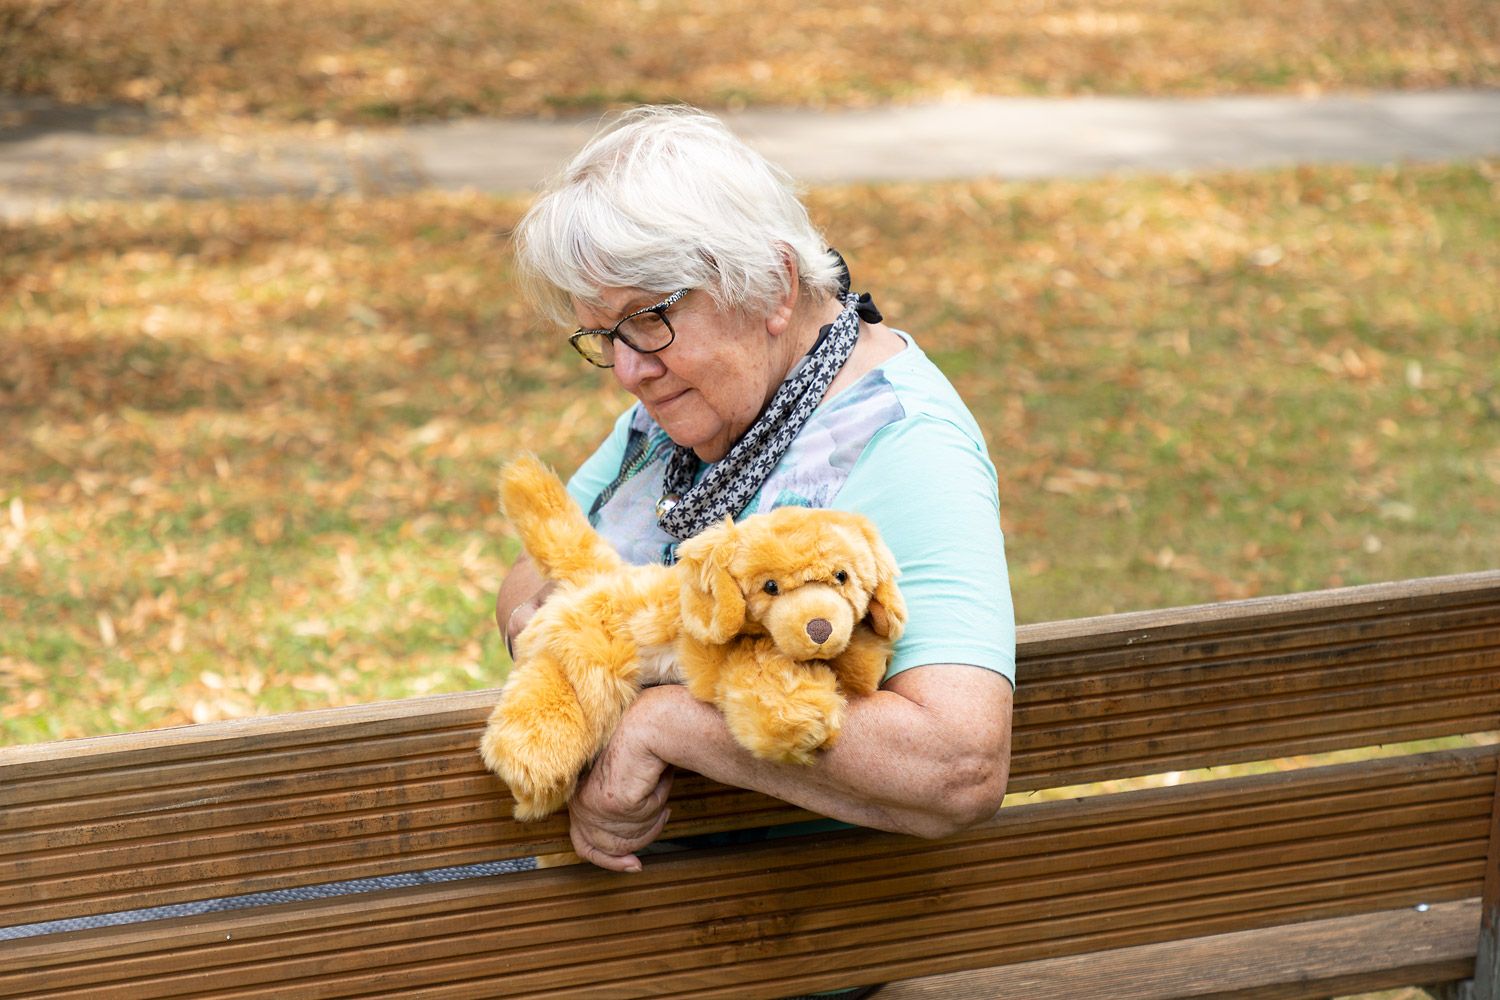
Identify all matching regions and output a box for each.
[2,89,1497,219]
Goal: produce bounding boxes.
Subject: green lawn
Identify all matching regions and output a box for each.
[2,160,1497,743]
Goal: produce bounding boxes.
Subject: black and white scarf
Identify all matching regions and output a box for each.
[656,266,881,541]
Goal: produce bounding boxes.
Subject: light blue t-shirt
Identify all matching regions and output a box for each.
[567,331,1016,686]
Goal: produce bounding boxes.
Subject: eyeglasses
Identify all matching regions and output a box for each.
[569,288,690,369]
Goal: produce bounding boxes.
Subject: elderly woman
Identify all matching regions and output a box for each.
[497,106,1015,874]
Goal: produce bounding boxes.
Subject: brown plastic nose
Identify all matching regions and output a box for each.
[806,618,833,644]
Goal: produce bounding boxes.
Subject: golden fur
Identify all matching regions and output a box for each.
[479,454,907,820]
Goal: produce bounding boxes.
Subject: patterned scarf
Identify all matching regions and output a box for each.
[656,269,881,541]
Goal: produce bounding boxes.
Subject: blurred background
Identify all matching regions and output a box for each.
[1,0,1497,747]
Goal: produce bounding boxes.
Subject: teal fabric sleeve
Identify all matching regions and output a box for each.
[565,406,635,510]
[832,414,1016,686]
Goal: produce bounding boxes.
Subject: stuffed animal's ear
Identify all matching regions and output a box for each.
[856,519,907,642]
[676,518,747,644]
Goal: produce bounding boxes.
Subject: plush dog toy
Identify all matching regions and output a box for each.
[479,455,906,820]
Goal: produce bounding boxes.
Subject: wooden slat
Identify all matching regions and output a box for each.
[1017,672,1499,758]
[1011,703,1500,793]
[1020,627,1500,732]
[1478,761,1500,1000]
[1019,605,1500,697]
[639,891,1476,1000]
[1015,571,1500,665]
[1,572,1494,932]
[1,772,495,856]
[0,692,497,787]
[878,898,1480,1000]
[2,747,1492,1000]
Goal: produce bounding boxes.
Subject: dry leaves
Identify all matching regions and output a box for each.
[2,0,1496,128]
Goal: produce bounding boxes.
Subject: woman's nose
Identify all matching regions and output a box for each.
[611,342,665,391]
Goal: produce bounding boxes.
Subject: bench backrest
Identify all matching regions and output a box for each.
[3,571,1498,997]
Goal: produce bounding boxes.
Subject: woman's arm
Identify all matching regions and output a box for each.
[494,556,554,655]
[566,662,1012,872]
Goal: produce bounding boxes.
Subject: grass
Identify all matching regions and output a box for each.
[2,159,1498,744]
[1,0,1496,128]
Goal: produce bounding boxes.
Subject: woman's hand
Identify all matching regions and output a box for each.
[567,690,675,872]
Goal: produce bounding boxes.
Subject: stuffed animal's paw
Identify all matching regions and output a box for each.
[756,683,845,765]
[717,648,847,765]
[830,625,892,698]
[479,665,596,821]
[479,718,577,821]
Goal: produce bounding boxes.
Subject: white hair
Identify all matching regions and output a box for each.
[512,105,845,327]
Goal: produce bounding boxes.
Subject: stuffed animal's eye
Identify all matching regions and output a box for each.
[762,580,780,596]
[834,570,849,585]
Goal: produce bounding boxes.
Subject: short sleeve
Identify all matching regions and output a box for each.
[833,415,1016,686]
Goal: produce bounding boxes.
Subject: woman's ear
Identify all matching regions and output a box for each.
[765,245,801,338]
[856,519,907,642]
[676,519,747,643]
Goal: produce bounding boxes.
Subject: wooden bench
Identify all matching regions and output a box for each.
[3,570,1498,999]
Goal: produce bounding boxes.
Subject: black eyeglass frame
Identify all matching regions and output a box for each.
[568,288,691,369]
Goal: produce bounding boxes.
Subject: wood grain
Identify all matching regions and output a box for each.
[1477,762,1500,1000]
[1,747,1492,999]
[3,572,1496,924]
[879,899,1479,1000]
[1,571,1496,999]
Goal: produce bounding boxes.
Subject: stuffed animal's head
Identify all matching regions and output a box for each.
[675,507,906,658]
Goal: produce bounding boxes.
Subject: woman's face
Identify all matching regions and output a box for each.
[574,288,790,463]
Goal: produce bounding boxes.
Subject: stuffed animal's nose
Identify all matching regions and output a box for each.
[806,618,833,644]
